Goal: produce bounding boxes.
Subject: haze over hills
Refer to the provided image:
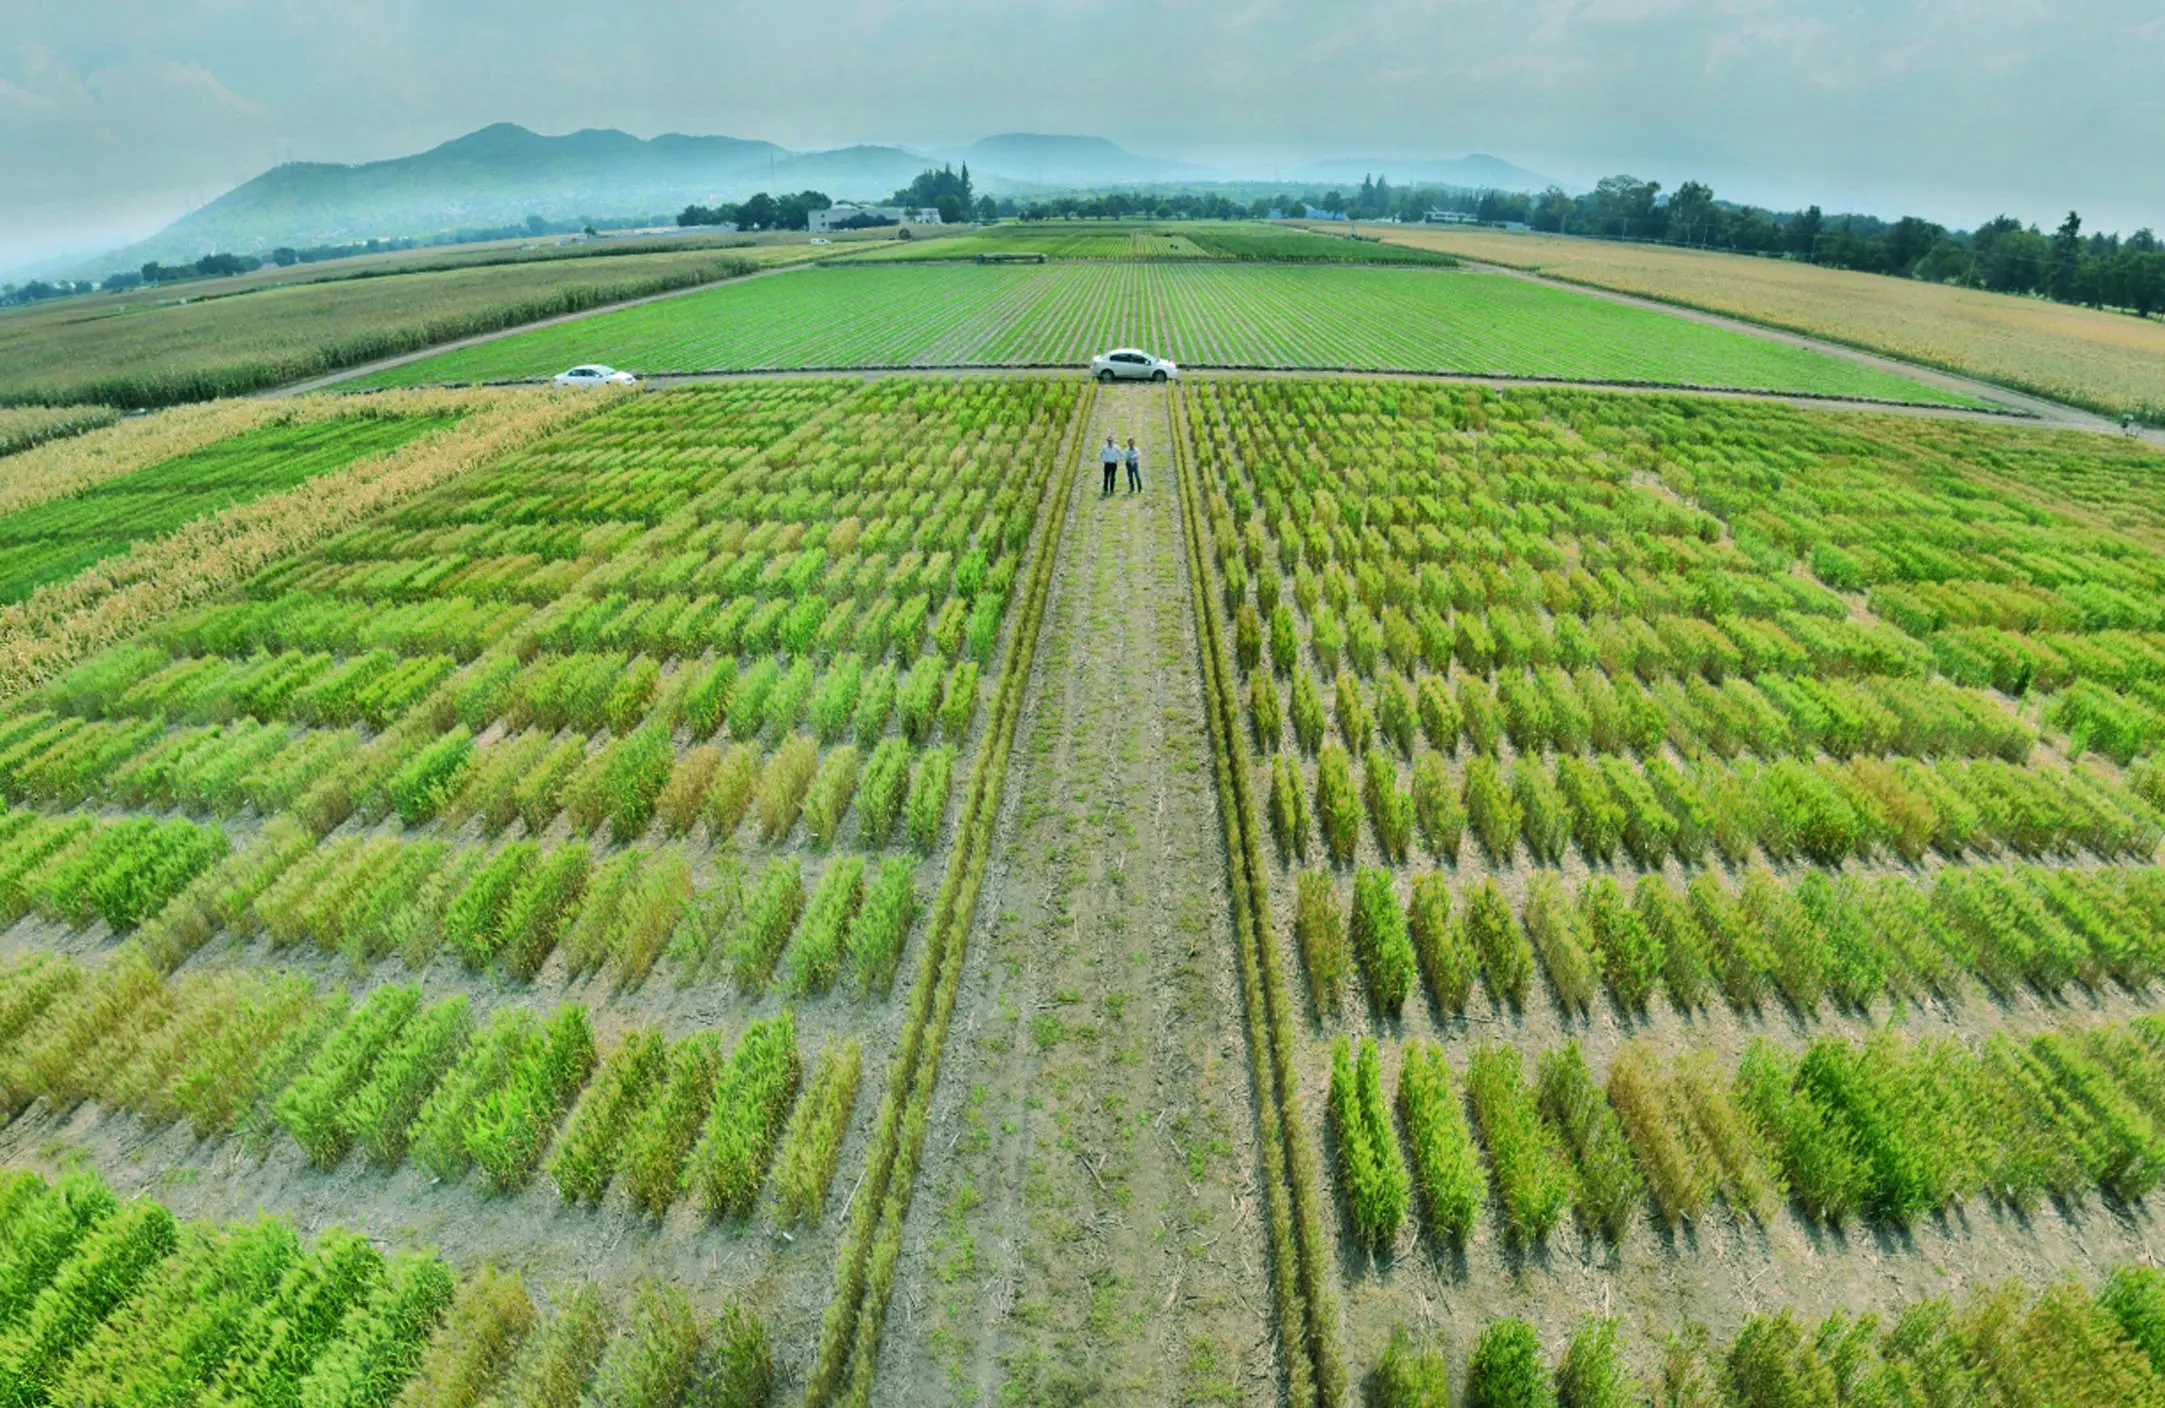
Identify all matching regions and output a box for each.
[52,122,1557,280]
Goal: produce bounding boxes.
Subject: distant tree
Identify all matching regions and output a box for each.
[975,194,999,223]
[1666,181,1718,246]
[738,193,780,230]
[526,215,549,236]
[936,193,965,224]
[1787,204,1824,259]
[271,247,299,267]
[2049,211,2084,300]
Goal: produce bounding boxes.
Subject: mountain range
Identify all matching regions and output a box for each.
[63,125,1558,278]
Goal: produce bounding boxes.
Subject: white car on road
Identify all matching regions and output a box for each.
[1089,348,1180,383]
[553,364,638,387]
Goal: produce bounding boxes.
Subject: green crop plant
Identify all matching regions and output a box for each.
[852,662,897,740]
[291,1249,454,1408]
[724,858,805,992]
[1351,867,1417,1015]
[0,1195,178,1402]
[1467,1044,1572,1244]
[1315,742,1361,864]
[1467,1318,1555,1408]
[1311,604,1343,675]
[688,1011,801,1218]
[703,741,759,840]
[1523,872,1598,1017]
[343,995,472,1167]
[1293,868,1349,1014]
[755,734,819,840]
[1738,867,1829,1013]
[1269,605,1299,675]
[845,857,916,994]
[1371,1325,1450,1408]
[1376,673,1417,758]
[896,655,946,744]
[1334,670,1373,752]
[1235,602,1262,670]
[1407,873,1476,1012]
[492,1282,610,1408]
[621,1032,722,1218]
[1408,750,1463,859]
[1461,878,1531,1006]
[1397,1041,1486,1242]
[939,660,979,740]
[495,844,590,980]
[1537,1042,1644,1242]
[787,856,865,994]
[443,843,539,970]
[1632,874,1711,1011]
[1416,676,1460,754]
[1512,760,1571,864]
[407,1006,533,1181]
[548,1027,666,1205]
[772,1040,863,1224]
[1250,670,1283,751]
[1462,755,1522,863]
[0,1170,118,1329]
[1555,1315,1631,1408]
[1689,872,1774,1010]
[1736,1039,1864,1222]
[388,1264,534,1408]
[1582,876,1665,1012]
[466,1003,595,1192]
[1363,747,1414,861]
[586,1280,703,1408]
[677,657,737,740]
[1328,1036,1409,1249]
[854,737,912,845]
[724,658,781,741]
[1290,668,1326,754]
[803,745,862,849]
[274,983,420,1168]
[211,1226,386,1407]
[1269,752,1310,860]
[1457,676,1504,755]
[905,743,954,852]
[1640,756,1710,863]
[509,737,587,837]
[385,726,472,826]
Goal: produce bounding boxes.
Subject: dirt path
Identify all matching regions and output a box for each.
[874,382,1274,1407]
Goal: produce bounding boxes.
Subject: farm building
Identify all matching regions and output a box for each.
[807,204,945,233]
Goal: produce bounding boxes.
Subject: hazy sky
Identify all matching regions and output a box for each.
[4,0,2160,274]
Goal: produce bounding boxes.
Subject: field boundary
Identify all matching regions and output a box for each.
[803,381,1095,1406]
[1170,384,1344,1407]
[398,365,2019,418]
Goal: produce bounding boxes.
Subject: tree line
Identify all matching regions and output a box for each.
[1319,173,2164,319]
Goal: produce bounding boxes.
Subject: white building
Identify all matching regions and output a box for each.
[807,204,945,233]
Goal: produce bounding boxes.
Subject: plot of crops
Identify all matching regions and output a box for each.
[0,412,454,602]
[0,375,1080,1402]
[358,262,1977,405]
[1174,374,2165,1391]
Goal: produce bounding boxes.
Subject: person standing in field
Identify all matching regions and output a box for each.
[1100,434,1120,496]
[1124,438,1142,494]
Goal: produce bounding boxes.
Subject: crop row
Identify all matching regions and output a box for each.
[1331,1014,2165,1261]
[1369,1265,2165,1408]
[0,1166,772,1408]
[1249,659,2033,764]
[1169,384,1343,1407]
[0,808,228,933]
[1294,860,2165,1022]
[0,952,861,1229]
[804,382,1082,1406]
[1272,737,2158,873]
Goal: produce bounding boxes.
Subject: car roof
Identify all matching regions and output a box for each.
[569,364,613,374]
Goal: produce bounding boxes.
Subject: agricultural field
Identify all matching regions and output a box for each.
[0,242,829,410]
[357,262,1976,406]
[840,220,1459,265]
[6,336,2165,1407]
[0,374,1082,1403]
[1370,223,2165,422]
[1177,373,2165,1399]
[0,404,119,458]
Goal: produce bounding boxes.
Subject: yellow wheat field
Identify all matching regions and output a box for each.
[1372,226,2165,419]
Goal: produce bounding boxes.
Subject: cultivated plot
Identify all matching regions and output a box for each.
[0,375,1082,1402]
[357,263,1978,406]
[1174,374,2165,1390]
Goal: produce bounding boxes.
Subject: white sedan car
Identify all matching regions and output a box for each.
[553,364,638,388]
[1089,348,1180,383]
